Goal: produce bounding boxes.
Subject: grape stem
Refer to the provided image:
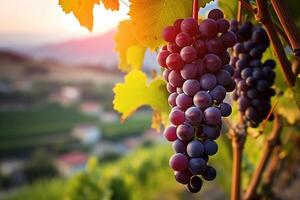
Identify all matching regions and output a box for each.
[243,113,283,200]
[255,0,296,87]
[239,0,256,14]
[230,114,247,200]
[237,0,243,23]
[270,0,300,59]
[192,0,198,21]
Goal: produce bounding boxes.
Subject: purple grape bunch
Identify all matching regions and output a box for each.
[230,21,276,128]
[157,9,237,193]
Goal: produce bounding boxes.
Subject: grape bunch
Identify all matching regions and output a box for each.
[230,21,276,128]
[157,9,237,193]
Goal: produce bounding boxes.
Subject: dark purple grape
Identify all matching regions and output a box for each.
[176,93,193,110]
[208,9,224,20]
[187,140,204,157]
[221,31,237,47]
[216,70,231,86]
[202,166,216,181]
[233,43,244,53]
[246,88,258,99]
[164,126,177,141]
[185,182,200,193]
[172,139,187,153]
[202,125,220,140]
[194,91,213,110]
[217,18,230,33]
[199,73,217,91]
[241,68,252,79]
[219,102,232,117]
[264,59,276,69]
[189,158,207,175]
[256,80,269,91]
[206,37,224,54]
[180,63,198,79]
[223,64,234,76]
[209,85,226,103]
[219,51,231,65]
[246,76,257,86]
[245,106,258,121]
[237,96,250,112]
[169,153,188,171]
[185,106,203,126]
[176,123,194,141]
[203,140,218,155]
[190,176,203,191]
[204,107,222,125]
[174,169,192,184]
[203,54,222,72]
[183,79,201,96]
[199,19,218,38]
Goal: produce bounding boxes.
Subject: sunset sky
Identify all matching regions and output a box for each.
[0,0,130,49]
[0,0,216,50]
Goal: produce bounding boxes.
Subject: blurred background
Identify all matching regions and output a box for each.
[0,0,299,200]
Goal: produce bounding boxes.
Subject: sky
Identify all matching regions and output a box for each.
[0,0,217,50]
[0,0,130,49]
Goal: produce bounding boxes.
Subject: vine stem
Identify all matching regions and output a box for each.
[243,113,283,200]
[193,0,198,21]
[255,0,296,87]
[231,114,247,200]
[237,0,243,23]
[270,0,300,58]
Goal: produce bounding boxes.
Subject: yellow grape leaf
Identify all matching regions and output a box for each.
[102,0,120,10]
[126,45,146,70]
[59,0,100,31]
[113,70,170,122]
[129,0,213,50]
[114,20,146,72]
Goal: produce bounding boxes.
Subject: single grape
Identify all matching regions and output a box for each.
[246,88,258,99]
[168,92,177,107]
[221,31,237,47]
[185,106,203,126]
[206,37,224,54]
[181,18,199,36]
[217,18,230,33]
[176,32,192,47]
[193,91,213,110]
[164,126,177,141]
[202,125,220,140]
[203,53,222,72]
[174,169,192,184]
[237,96,250,112]
[204,107,222,125]
[256,80,269,91]
[190,176,203,191]
[223,64,234,76]
[180,63,198,79]
[193,39,206,57]
[185,182,201,193]
[189,158,207,175]
[202,166,216,181]
[163,26,179,42]
[172,139,187,153]
[176,93,193,110]
[176,123,194,141]
[162,69,171,81]
[216,70,231,86]
[183,79,201,96]
[169,109,185,125]
[169,153,188,171]
[180,46,197,63]
[166,53,184,70]
[209,85,226,103]
[245,106,258,121]
[199,19,218,38]
[199,73,217,91]
[187,140,204,157]
[208,9,224,20]
[167,42,181,53]
[241,68,252,80]
[167,83,176,93]
[219,102,232,117]
[203,139,218,155]
[174,19,184,30]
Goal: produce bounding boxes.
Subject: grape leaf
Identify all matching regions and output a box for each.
[102,0,119,11]
[114,20,146,72]
[129,0,213,50]
[59,0,100,31]
[113,70,170,122]
[151,110,169,132]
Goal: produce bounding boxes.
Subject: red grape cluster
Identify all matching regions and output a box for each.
[157,9,237,193]
[230,21,276,127]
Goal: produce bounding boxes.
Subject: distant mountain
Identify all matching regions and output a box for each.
[28,31,117,67]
